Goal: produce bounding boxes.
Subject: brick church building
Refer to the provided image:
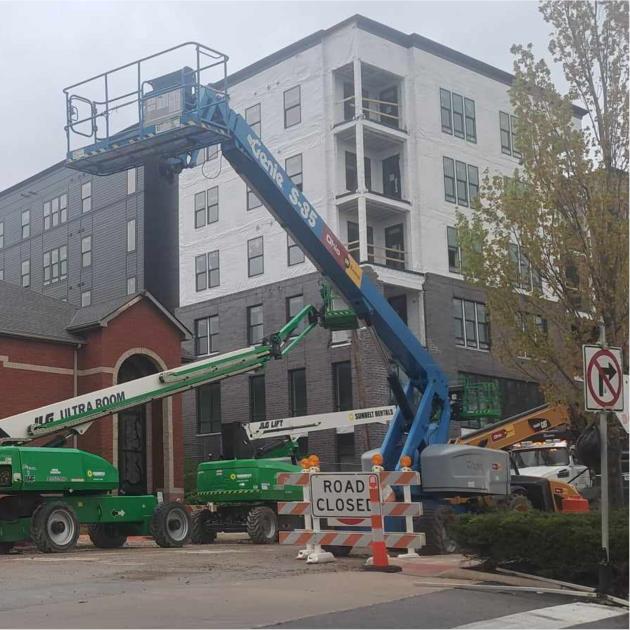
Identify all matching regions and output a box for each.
[0,281,189,500]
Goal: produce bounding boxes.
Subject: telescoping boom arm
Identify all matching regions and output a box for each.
[0,304,319,444]
[62,44,451,471]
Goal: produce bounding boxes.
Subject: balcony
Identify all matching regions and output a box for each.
[346,241,406,270]
[333,62,405,133]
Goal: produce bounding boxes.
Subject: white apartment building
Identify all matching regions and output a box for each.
[176,15,584,469]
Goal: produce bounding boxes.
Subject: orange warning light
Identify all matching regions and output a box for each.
[371,453,384,466]
[299,458,311,469]
[308,454,320,468]
[399,455,412,469]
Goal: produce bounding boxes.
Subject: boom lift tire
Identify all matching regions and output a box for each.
[416,504,458,555]
[191,509,217,544]
[31,501,80,553]
[150,502,191,548]
[88,523,128,548]
[247,506,278,544]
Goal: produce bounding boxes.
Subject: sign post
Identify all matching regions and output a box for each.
[583,331,625,595]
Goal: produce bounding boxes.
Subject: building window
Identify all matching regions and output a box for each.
[440,89,476,143]
[333,361,353,411]
[21,260,30,287]
[195,187,219,228]
[195,254,206,292]
[207,250,220,288]
[247,187,263,211]
[453,298,490,350]
[286,294,305,337]
[345,151,372,192]
[247,304,264,345]
[21,210,30,239]
[464,98,477,142]
[81,290,91,307]
[81,182,92,213]
[81,235,92,267]
[509,243,541,291]
[287,234,305,266]
[127,276,136,294]
[43,194,68,230]
[440,88,452,134]
[337,432,356,471]
[443,157,456,203]
[285,154,303,192]
[0,269,3,281]
[197,382,221,434]
[43,246,68,285]
[283,85,301,128]
[127,218,136,252]
[444,158,478,205]
[206,144,219,161]
[452,93,465,139]
[249,374,266,422]
[247,236,264,277]
[0,222,3,249]
[195,251,219,291]
[516,312,548,358]
[245,103,261,137]
[195,314,218,356]
[127,168,136,195]
[447,227,461,273]
[500,112,521,157]
[289,368,307,417]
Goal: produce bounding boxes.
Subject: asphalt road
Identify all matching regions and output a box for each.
[0,535,626,629]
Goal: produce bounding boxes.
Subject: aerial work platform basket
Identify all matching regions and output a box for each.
[63,43,230,176]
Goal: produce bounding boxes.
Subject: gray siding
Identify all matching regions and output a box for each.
[0,161,177,311]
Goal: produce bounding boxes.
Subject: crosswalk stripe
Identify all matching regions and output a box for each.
[456,602,626,629]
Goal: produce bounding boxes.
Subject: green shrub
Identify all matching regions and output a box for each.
[449,510,628,595]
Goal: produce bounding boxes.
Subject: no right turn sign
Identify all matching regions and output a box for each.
[583,345,625,412]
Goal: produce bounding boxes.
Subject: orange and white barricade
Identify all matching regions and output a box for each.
[276,454,424,571]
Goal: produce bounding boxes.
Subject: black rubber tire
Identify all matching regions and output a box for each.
[150,502,191,548]
[322,545,352,557]
[30,501,80,553]
[88,523,128,549]
[246,506,278,544]
[191,509,217,544]
[0,542,15,554]
[415,504,458,555]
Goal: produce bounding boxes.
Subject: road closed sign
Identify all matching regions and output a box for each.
[310,472,379,518]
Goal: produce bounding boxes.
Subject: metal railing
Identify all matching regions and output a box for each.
[63,42,229,156]
[346,241,406,270]
[339,94,401,129]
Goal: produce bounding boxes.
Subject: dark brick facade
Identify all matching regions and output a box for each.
[177,271,391,471]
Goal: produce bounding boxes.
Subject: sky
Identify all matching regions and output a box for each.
[0,0,567,191]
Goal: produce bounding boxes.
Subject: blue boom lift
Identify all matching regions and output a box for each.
[62,44,509,549]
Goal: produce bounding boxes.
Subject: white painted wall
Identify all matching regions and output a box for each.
[179,22,582,308]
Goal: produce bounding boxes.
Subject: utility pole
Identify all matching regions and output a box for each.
[598,322,610,595]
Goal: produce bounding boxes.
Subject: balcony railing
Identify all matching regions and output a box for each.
[347,241,406,270]
[340,95,401,129]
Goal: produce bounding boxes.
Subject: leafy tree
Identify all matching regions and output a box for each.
[458,0,628,415]
[458,1,628,506]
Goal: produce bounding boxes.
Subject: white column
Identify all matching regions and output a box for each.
[353,56,368,263]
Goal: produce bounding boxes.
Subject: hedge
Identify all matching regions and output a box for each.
[448,510,628,596]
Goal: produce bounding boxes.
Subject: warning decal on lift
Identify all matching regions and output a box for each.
[322,226,363,287]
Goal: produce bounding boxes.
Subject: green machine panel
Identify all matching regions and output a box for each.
[0,446,119,493]
[196,458,303,503]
